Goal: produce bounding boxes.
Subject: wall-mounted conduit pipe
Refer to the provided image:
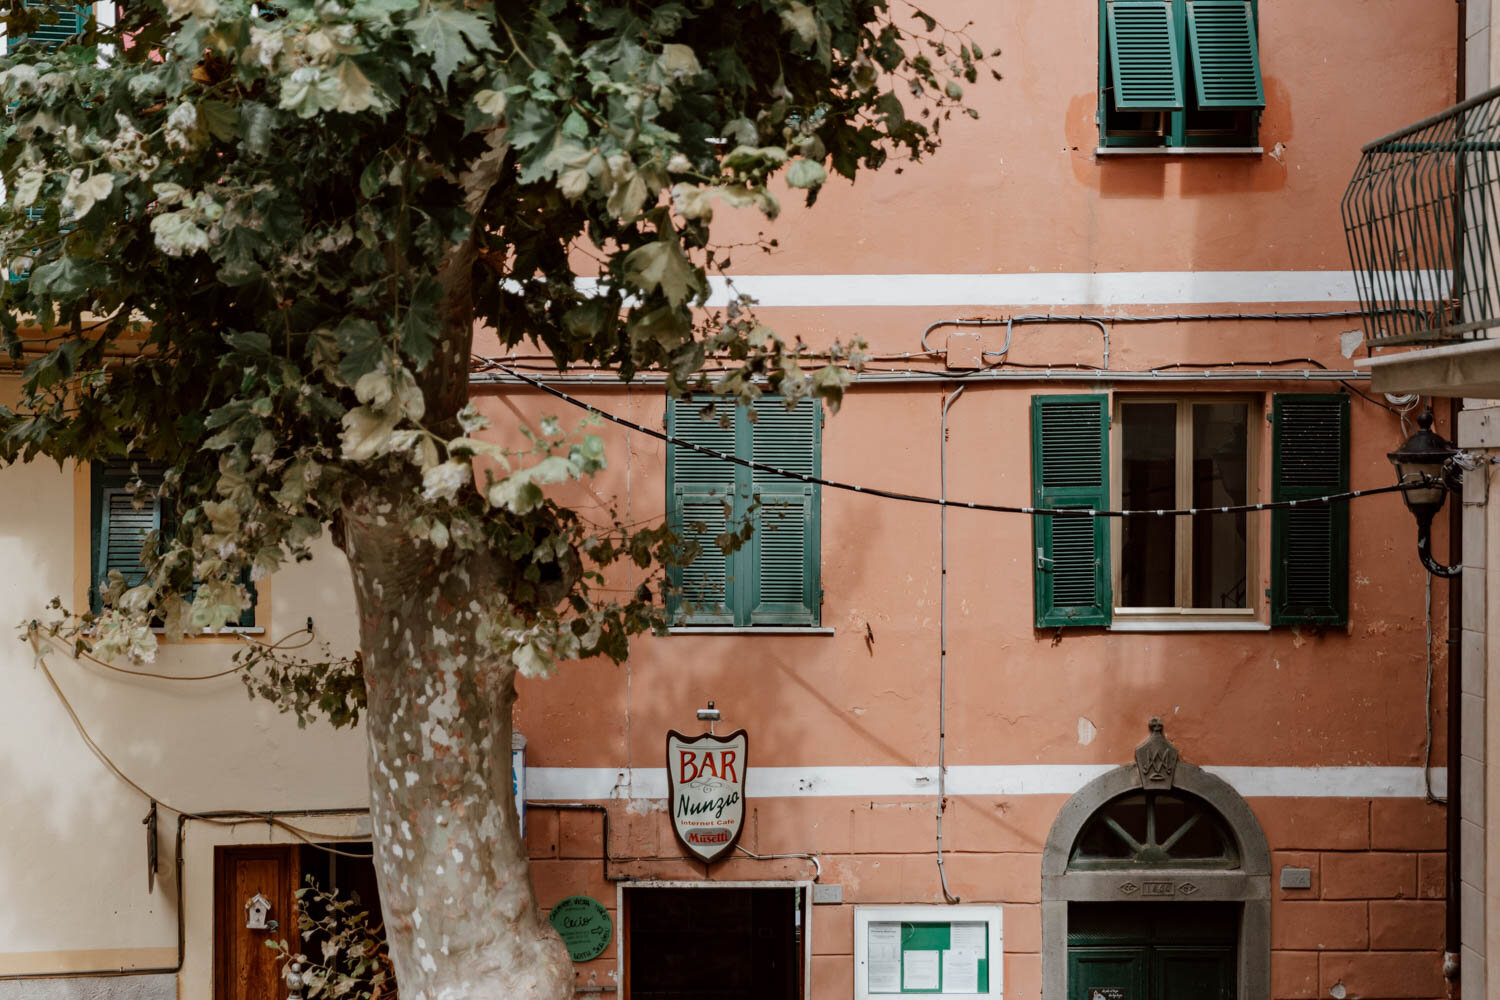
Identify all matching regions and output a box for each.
[473,368,1373,387]
[935,385,964,904]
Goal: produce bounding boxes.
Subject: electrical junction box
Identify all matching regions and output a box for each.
[945,332,985,370]
[1279,866,1313,890]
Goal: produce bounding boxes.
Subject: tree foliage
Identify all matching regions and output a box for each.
[0,0,992,694]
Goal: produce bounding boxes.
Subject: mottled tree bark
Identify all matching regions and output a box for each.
[342,495,573,1000]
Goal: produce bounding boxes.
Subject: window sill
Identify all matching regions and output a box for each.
[1095,146,1264,157]
[1107,619,1269,633]
[667,626,836,636]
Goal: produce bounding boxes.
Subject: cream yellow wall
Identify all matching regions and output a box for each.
[0,427,368,980]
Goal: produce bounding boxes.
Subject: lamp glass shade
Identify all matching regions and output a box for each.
[1392,460,1447,509]
[1387,411,1456,515]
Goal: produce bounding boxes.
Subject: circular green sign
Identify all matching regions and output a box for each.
[548,895,612,962]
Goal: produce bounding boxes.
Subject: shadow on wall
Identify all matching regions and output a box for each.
[0,733,180,991]
[1064,77,1293,200]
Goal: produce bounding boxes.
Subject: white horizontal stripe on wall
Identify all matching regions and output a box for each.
[569,271,1451,308]
[526,765,1447,801]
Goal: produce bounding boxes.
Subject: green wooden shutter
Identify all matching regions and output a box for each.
[1186,0,1265,108]
[1106,0,1185,111]
[92,462,257,627]
[1032,395,1111,628]
[11,2,88,49]
[93,487,160,612]
[748,398,820,626]
[666,398,738,625]
[1271,394,1349,626]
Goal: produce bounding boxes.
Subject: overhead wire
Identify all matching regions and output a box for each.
[64,623,316,682]
[26,624,370,857]
[490,364,1415,519]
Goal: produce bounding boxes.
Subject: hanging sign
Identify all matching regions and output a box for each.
[666,729,748,864]
[548,895,612,962]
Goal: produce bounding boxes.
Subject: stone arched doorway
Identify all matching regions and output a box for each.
[1041,720,1270,1000]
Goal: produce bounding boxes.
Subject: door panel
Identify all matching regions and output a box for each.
[1067,903,1237,1000]
[1154,946,1234,1000]
[1068,947,1148,1000]
[214,846,301,1000]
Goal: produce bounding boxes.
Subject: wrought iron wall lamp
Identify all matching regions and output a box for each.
[1388,410,1463,577]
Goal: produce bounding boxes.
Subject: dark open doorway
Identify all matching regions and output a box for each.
[623,885,807,1000]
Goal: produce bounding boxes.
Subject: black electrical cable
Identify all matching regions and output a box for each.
[492,365,1414,518]
[1338,380,1406,414]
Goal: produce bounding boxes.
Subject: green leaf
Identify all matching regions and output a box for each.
[227,330,274,359]
[405,5,498,86]
[399,278,442,369]
[623,240,701,307]
[198,100,238,142]
[238,102,275,157]
[29,257,106,298]
[280,67,342,118]
[785,157,826,189]
[335,318,384,385]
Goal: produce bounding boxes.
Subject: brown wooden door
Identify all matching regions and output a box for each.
[214,845,301,1000]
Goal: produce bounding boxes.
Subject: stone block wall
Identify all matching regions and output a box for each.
[1263,798,1448,1000]
[521,794,1449,1000]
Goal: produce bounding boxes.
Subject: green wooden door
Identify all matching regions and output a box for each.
[1068,904,1236,1000]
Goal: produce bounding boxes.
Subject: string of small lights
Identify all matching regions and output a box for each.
[489,365,1417,518]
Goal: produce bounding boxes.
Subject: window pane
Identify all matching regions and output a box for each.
[1191,403,1249,609]
[1121,403,1176,607]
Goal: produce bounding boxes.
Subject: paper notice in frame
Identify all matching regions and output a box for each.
[868,923,900,963]
[903,951,940,991]
[868,961,901,993]
[949,922,985,952]
[942,950,979,994]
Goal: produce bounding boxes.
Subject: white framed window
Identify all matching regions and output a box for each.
[1111,395,1259,623]
[854,904,1004,1000]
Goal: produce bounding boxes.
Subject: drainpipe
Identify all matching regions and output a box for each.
[1447,5,1466,989]
[1446,397,1463,995]
[936,386,964,904]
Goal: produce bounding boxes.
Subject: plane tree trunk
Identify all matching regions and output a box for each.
[341,491,573,1000]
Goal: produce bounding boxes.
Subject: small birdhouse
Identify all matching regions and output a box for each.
[244,893,272,930]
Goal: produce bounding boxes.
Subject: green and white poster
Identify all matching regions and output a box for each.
[867,921,989,994]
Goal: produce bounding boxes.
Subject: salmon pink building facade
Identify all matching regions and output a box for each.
[0,2,1472,1000]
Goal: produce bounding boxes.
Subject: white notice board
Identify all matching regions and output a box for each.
[854,905,1003,1000]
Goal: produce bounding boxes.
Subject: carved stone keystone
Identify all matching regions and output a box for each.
[1134,717,1180,790]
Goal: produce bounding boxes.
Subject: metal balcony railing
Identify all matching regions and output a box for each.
[1343,84,1500,346]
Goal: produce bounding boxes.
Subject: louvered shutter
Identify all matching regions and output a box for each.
[11,2,87,49]
[94,487,160,611]
[1032,396,1111,627]
[1186,0,1265,108]
[666,398,738,624]
[1106,0,1185,111]
[1271,394,1349,626]
[748,398,820,626]
[91,462,257,627]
